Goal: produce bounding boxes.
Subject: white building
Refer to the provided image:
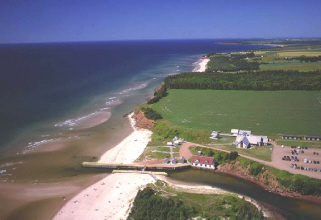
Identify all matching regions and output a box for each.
[210,131,219,140]
[236,135,268,149]
[231,129,252,136]
[231,129,239,136]
[191,156,216,169]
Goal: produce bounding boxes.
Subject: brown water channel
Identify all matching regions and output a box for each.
[168,169,321,220]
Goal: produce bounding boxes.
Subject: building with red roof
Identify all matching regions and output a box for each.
[191,156,216,169]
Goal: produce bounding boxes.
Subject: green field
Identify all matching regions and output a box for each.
[260,62,321,71]
[210,145,273,161]
[152,90,321,137]
[278,51,321,57]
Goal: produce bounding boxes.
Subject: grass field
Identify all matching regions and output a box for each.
[189,145,272,161]
[211,145,273,161]
[135,146,170,162]
[260,62,321,71]
[152,90,321,137]
[278,52,321,57]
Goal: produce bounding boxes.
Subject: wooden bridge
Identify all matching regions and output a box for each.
[82,162,191,171]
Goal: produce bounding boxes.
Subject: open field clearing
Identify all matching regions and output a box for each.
[278,51,321,57]
[260,62,321,71]
[210,145,273,161]
[152,90,321,137]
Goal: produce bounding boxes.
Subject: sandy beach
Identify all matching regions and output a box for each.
[194,58,210,72]
[53,113,154,220]
[98,113,152,164]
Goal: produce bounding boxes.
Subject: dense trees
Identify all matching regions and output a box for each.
[292,55,321,62]
[144,108,163,120]
[128,186,265,220]
[128,187,193,219]
[164,70,321,91]
[206,52,259,72]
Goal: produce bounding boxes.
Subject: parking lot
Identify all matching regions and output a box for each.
[272,143,321,179]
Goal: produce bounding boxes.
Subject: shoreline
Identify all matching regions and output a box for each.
[52,56,211,220]
[53,114,154,220]
[98,113,152,164]
[194,57,210,72]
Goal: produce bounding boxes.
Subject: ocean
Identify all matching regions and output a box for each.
[0,40,268,219]
[0,40,263,156]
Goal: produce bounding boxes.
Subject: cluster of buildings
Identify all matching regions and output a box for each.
[164,156,186,164]
[231,129,269,149]
[167,136,185,146]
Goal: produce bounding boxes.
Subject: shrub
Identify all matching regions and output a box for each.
[249,163,263,176]
[229,151,239,160]
[144,108,163,120]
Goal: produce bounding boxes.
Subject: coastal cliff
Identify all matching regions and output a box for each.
[132,111,155,129]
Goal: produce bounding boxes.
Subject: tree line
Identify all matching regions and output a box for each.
[164,70,321,91]
[291,55,321,62]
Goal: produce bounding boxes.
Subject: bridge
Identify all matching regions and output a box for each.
[82,162,191,171]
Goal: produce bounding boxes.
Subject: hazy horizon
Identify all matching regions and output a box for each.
[1,0,321,44]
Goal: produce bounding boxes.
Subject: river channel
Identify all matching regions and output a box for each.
[168,169,321,220]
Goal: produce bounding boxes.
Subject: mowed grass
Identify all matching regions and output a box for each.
[152,90,321,137]
[278,51,321,57]
[135,146,170,162]
[260,62,321,71]
[210,145,273,161]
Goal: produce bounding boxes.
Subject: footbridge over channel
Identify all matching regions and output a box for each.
[82,162,191,171]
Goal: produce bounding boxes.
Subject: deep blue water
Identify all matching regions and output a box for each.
[0,40,266,150]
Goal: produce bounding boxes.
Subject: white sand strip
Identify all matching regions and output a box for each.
[53,113,153,220]
[53,173,155,220]
[98,113,152,164]
[194,58,210,72]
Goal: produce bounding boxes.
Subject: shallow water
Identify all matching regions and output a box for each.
[169,169,321,220]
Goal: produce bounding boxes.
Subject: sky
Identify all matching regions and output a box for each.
[0,0,321,43]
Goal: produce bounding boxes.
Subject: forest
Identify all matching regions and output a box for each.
[205,52,260,72]
[164,70,321,91]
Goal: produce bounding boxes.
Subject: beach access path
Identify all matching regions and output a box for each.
[179,141,321,180]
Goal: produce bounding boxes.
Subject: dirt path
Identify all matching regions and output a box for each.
[180,141,321,180]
